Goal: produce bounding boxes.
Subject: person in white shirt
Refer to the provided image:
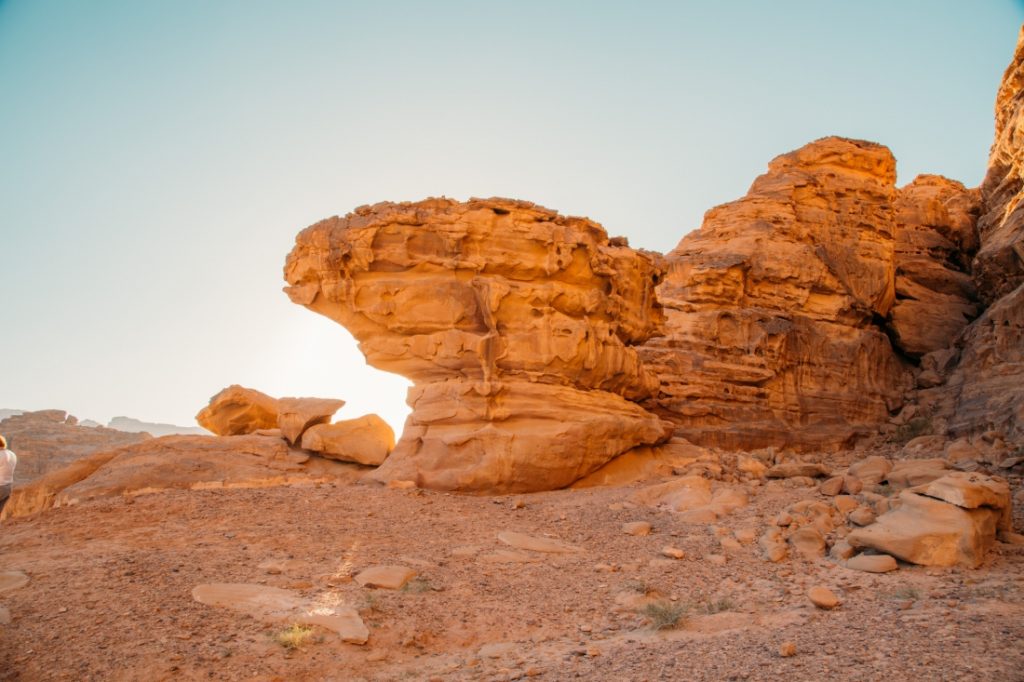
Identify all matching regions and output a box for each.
[0,434,16,513]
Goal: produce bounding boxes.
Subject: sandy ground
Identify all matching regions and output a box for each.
[1,475,1023,681]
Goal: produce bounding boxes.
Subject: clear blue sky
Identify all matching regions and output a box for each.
[1,1,1021,430]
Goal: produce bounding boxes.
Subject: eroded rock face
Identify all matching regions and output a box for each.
[641,137,912,451]
[931,30,1024,444]
[284,197,669,492]
[889,176,981,357]
[974,27,1024,305]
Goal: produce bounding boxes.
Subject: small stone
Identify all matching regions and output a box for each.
[829,540,855,561]
[847,507,876,527]
[788,527,827,559]
[355,566,417,590]
[774,512,793,527]
[661,546,685,560]
[819,476,844,496]
[706,554,727,566]
[833,495,859,514]
[845,554,898,573]
[0,605,10,625]
[366,650,388,662]
[0,571,30,596]
[842,476,864,495]
[779,641,797,657]
[719,537,743,552]
[808,586,840,610]
[622,521,652,536]
[733,528,758,544]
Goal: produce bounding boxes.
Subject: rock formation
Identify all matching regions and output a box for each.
[0,410,150,484]
[284,197,669,492]
[195,386,346,445]
[0,434,362,520]
[196,385,280,436]
[931,29,1024,444]
[847,472,1011,567]
[640,137,913,451]
[277,397,346,445]
[889,176,981,357]
[300,414,395,466]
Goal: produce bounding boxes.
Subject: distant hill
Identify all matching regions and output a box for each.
[0,409,24,422]
[107,416,209,437]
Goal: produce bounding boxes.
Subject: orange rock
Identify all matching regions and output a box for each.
[277,397,346,445]
[932,29,1024,444]
[889,176,980,357]
[641,137,912,451]
[847,473,1011,567]
[196,385,279,436]
[300,414,394,466]
[284,198,669,492]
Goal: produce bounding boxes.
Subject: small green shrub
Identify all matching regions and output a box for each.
[640,601,687,630]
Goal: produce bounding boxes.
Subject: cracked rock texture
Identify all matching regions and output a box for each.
[640,137,913,451]
[284,197,669,492]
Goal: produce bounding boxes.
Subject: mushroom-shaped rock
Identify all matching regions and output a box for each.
[300,414,395,466]
[277,397,346,444]
[196,385,279,436]
[284,197,669,493]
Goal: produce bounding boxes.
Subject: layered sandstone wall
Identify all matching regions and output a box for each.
[640,137,914,451]
[935,28,1024,444]
[284,198,669,492]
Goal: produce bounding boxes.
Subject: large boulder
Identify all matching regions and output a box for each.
[846,472,1011,567]
[195,385,279,436]
[640,137,912,451]
[277,397,346,444]
[300,414,395,466]
[284,198,669,492]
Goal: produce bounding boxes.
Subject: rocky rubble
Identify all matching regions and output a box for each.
[284,198,669,493]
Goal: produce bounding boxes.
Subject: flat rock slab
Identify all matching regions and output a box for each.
[192,583,367,644]
[0,571,29,595]
[846,553,899,573]
[355,565,416,590]
[497,531,583,554]
[478,550,540,564]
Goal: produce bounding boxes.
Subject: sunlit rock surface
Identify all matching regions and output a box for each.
[284,197,669,492]
[641,137,912,451]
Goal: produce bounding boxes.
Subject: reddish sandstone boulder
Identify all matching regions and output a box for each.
[196,385,280,436]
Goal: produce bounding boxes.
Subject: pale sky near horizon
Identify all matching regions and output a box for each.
[1,1,1022,432]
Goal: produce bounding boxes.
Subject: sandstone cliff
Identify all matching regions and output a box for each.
[935,28,1024,444]
[284,198,669,492]
[640,137,914,451]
